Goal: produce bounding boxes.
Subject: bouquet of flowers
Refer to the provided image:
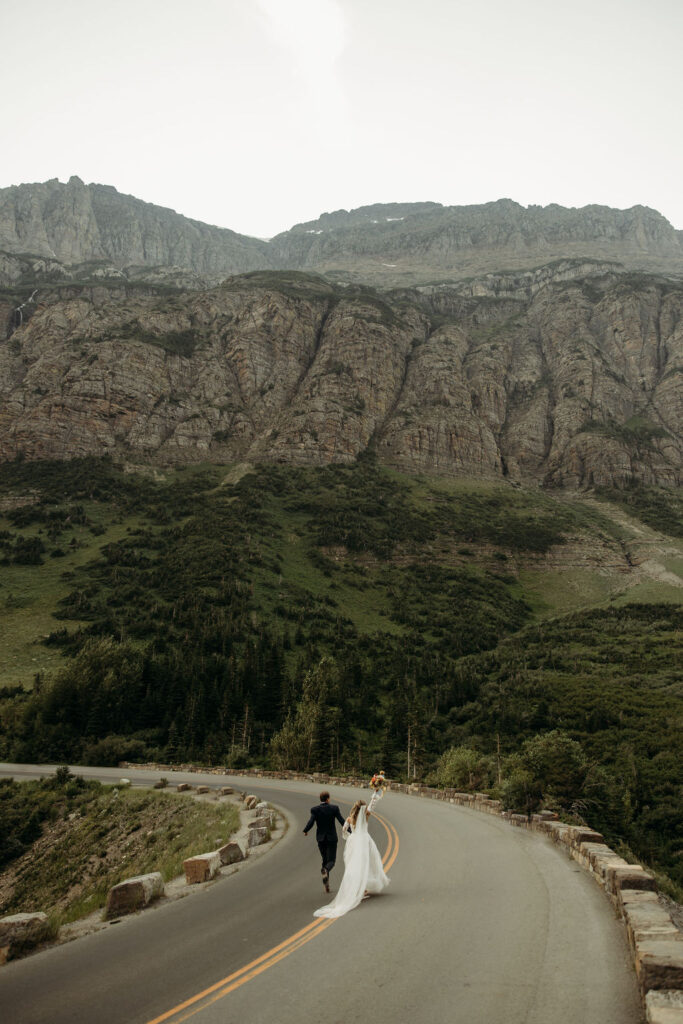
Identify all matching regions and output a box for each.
[368,771,387,812]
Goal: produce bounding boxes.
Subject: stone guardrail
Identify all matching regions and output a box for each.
[119,762,683,1023]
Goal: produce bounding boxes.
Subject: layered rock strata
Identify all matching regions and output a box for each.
[0,270,680,488]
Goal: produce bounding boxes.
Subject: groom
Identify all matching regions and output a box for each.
[303,790,346,892]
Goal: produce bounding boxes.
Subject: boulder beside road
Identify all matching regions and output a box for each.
[105,873,165,919]
[0,913,52,964]
[184,853,221,884]
[248,826,269,849]
[217,841,246,866]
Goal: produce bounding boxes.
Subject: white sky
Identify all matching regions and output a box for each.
[1,0,681,238]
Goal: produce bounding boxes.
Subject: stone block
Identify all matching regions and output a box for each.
[254,801,270,815]
[636,938,683,992]
[569,828,604,847]
[605,863,657,895]
[245,795,259,809]
[579,842,617,867]
[509,814,529,827]
[575,841,621,876]
[249,815,273,830]
[624,902,680,947]
[596,855,630,883]
[196,786,209,794]
[0,913,52,964]
[183,852,221,884]
[646,989,683,1024]
[532,819,554,834]
[176,783,191,792]
[248,826,269,848]
[220,787,234,795]
[621,890,664,907]
[217,841,246,866]
[105,872,164,919]
[545,822,571,844]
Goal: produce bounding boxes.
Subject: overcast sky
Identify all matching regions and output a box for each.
[1,0,681,238]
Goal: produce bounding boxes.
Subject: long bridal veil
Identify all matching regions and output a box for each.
[313,806,389,919]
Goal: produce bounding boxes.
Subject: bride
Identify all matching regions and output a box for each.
[313,800,389,918]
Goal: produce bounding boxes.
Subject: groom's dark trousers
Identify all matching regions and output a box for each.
[303,801,346,874]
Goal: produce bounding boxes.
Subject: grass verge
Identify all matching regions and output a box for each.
[0,774,239,926]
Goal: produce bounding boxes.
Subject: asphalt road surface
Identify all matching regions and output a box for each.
[0,764,643,1024]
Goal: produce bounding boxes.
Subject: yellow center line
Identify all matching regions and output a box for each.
[375,811,400,872]
[146,803,399,1024]
[167,919,337,1024]
[145,919,324,1024]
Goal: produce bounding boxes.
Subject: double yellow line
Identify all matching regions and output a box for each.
[147,812,399,1024]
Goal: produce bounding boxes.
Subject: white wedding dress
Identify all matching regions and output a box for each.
[313,806,389,918]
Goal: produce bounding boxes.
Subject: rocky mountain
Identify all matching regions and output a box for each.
[0,177,274,283]
[1,266,680,488]
[1,179,682,289]
[270,199,683,286]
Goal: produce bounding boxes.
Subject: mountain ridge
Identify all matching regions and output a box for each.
[0,176,274,280]
[2,178,682,288]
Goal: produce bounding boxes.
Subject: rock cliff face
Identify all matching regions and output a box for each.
[1,268,680,488]
[2,180,682,288]
[0,177,273,280]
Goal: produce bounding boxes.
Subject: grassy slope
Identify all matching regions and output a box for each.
[0,775,240,925]
[0,461,217,688]
[0,460,680,689]
[0,508,141,688]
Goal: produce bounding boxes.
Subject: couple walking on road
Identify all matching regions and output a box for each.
[303,790,389,918]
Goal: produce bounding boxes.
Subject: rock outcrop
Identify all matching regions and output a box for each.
[0,268,680,488]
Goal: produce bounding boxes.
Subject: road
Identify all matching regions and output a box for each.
[0,764,643,1024]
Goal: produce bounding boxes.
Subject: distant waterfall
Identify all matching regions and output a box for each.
[12,289,38,330]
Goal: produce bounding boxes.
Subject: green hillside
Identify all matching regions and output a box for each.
[0,456,681,892]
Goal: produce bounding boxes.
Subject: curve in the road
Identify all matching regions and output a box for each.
[0,765,641,1024]
[147,812,399,1024]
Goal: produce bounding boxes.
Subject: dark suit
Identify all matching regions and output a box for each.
[303,801,346,875]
